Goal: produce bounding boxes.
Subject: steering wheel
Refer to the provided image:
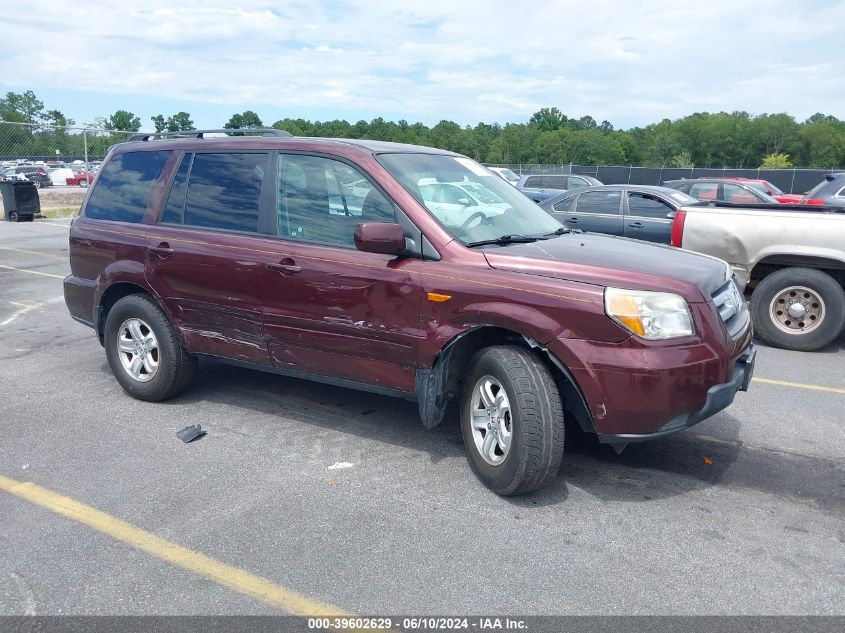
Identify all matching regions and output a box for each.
[460,211,488,231]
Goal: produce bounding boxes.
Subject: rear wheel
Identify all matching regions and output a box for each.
[79,179,89,188]
[751,267,845,351]
[461,346,565,496]
[32,179,41,188]
[8,211,18,222]
[104,294,197,401]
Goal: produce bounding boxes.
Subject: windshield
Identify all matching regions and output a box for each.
[378,153,562,244]
[497,168,519,181]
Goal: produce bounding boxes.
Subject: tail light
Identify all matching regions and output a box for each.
[670,210,686,247]
[802,198,825,205]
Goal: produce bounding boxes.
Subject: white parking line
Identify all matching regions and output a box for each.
[0,246,67,260]
[0,263,65,280]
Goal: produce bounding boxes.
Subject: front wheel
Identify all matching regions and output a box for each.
[79,179,89,188]
[751,267,845,351]
[104,294,197,401]
[8,211,19,222]
[461,346,565,496]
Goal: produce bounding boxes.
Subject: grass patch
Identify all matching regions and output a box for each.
[39,207,79,219]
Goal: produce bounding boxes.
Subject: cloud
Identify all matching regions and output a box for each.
[0,0,843,128]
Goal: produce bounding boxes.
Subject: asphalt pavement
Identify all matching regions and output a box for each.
[0,218,843,616]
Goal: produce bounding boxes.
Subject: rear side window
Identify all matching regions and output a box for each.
[689,182,717,200]
[84,150,172,222]
[543,176,568,189]
[552,195,577,213]
[576,191,621,214]
[182,153,268,232]
[161,153,191,224]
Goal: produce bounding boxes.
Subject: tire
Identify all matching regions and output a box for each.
[104,294,197,401]
[32,179,41,188]
[460,346,565,496]
[751,267,845,352]
[79,179,88,188]
[8,211,18,222]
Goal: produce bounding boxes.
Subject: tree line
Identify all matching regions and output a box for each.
[2,91,844,168]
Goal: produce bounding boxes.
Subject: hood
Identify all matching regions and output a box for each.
[481,232,729,302]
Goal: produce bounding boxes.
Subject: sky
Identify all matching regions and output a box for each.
[1,0,844,132]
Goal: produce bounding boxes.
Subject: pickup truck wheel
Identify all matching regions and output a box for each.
[751,267,845,351]
[461,346,565,496]
[104,294,197,401]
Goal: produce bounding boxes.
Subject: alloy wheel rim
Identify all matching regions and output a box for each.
[469,375,513,466]
[117,318,160,382]
[769,286,825,335]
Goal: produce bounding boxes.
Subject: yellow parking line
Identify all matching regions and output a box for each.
[753,377,845,395]
[0,263,64,279]
[0,475,350,616]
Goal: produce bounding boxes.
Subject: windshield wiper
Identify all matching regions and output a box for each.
[543,227,572,236]
[465,234,543,248]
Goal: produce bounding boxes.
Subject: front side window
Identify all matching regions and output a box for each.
[576,191,622,214]
[523,176,542,188]
[378,153,562,244]
[182,152,268,232]
[278,154,394,248]
[627,192,673,218]
[723,183,763,204]
[84,150,172,223]
[567,177,589,189]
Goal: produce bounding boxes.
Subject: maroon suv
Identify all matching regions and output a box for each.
[64,129,755,495]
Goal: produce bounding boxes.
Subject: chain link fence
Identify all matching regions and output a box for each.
[483,163,839,195]
[0,120,135,187]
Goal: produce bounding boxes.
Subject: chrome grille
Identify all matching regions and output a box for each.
[711,279,749,338]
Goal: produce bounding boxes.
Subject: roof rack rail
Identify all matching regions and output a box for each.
[127,128,293,142]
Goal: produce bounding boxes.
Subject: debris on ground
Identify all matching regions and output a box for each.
[328,462,354,470]
[177,424,206,443]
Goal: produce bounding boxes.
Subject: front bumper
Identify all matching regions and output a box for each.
[597,344,756,445]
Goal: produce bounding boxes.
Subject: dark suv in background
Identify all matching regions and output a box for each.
[64,129,754,495]
[516,173,602,202]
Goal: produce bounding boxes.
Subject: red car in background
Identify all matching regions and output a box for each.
[724,178,803,203]
[66,171,95,188]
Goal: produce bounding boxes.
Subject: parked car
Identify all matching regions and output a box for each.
[516,173,602,202]
[64,130,754,496]
[66,171,96,188]
[664,178,779,204]
[2,166,51,188]
[671,203,845,351]
[539,185,704,243]
[722,178,803,204]
[48,167,75,186]
[488,167,519,186]
[800,173,845,207]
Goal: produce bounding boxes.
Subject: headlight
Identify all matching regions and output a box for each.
[604,287,694,339]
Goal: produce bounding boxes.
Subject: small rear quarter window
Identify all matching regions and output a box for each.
[84,150,172,223]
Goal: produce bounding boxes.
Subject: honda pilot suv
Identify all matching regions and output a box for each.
[64,129,755,495]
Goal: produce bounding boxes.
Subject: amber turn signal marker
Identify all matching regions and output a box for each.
[427,292,452,303]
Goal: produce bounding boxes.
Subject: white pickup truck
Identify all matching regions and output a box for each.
[671,202,845,351]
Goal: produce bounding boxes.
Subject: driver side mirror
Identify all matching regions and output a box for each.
[354,222,405,256]
[457,197,474,207]
[666,211,676,219]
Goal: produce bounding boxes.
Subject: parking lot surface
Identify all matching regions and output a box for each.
[0,218,843,615]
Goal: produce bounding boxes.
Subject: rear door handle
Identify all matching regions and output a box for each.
[567,217,579,223]
[266,258,301,275]
[149,242,174,258]
[627,221,643,228]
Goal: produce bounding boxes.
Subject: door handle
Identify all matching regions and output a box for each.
[567,217,579,223]
[266,258,301,275]
[627,222,643,228]
[149,242,174,258]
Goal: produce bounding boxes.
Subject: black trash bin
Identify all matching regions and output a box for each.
[0,179,40,222]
